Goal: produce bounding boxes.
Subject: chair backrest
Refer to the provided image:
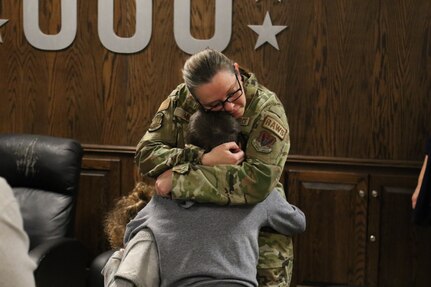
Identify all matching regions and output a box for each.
[0,134,83,249]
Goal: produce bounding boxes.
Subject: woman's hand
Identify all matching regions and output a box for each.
[201,142,244,166]
[155,169,173,197]
[412,186,420,209]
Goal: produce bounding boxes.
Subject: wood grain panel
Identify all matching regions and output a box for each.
[370,0,431,160]
[369,174,431,287]
[75,157,122,257]
[1,0,431,160]
[74,146,138,257]
[1,1,431,284]
[288,170,368,286]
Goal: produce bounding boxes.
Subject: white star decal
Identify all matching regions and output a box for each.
[0,19,9,43]
[248,12,287,50]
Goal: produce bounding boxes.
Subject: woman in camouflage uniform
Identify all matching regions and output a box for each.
[135,49,295,286]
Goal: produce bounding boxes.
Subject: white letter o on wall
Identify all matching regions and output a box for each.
[24,0,77,50]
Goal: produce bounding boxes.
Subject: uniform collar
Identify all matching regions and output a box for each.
[240,68,259,112]
[184,89,200,112]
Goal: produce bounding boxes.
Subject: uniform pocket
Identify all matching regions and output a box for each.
[257,232,294,287]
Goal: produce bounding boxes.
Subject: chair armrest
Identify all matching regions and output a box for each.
[88,250,116,287]
[29,238,90,287]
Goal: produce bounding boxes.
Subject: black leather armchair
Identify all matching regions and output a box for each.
[0,134,90,287]
[88,249,115,287]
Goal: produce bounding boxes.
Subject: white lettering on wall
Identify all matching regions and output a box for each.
[23,0,77,50]
[98,0,152,54]
[174,0,232,54]
[17,0,286,54]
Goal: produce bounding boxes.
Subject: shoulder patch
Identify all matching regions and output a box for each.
[157,98,171,112]
[148,112,164,132]
[252,131,276,153]
[262,116,287,140]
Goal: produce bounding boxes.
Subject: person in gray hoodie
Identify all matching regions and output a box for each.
[105,111,306,287]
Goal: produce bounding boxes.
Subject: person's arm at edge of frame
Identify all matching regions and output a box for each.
[412,154,428,209]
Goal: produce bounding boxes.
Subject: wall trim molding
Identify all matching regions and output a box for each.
[82,144,422,170]
[286,155,421,169]
[83,144,135,154]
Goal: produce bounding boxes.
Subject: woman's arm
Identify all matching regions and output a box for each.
[170,103,290,205]
[135,89,205,178]
[138,88,290,205]
[412,155,428,209]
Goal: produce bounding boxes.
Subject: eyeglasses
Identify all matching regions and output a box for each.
[197,72,243,112]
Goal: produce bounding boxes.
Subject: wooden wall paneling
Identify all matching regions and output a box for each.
[328,0,377,159]
[286,159,422,287]
[97,0,131,146]
[232,1,289,84]
[383,0,431,159]
[74,146,137,258]
[287,170,368,286]
[0,1,19,132]
[369,174,431,287]
[284,0,379,159]
[5,0,53,135]
[75,157,122,257]
[0,0,430,283]
[1,0,431,160]
[66,0,104,142]
[371,0,431,160]
[366,175,381,287]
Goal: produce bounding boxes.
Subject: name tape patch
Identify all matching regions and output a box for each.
[262,116,287,139]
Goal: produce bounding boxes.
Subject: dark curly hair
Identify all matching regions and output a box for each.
[104,181,155,249]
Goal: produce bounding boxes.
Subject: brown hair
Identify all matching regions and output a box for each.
[104,181,155,249]
[182,48,235,95]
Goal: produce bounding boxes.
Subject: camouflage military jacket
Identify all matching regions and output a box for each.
[135,71,290,205]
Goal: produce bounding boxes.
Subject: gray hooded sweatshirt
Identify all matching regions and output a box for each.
[124,190,306,287]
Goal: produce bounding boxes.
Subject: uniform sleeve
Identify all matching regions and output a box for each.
[171,101,290,205]
[265,191,306,235]
[134,90,205,178]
